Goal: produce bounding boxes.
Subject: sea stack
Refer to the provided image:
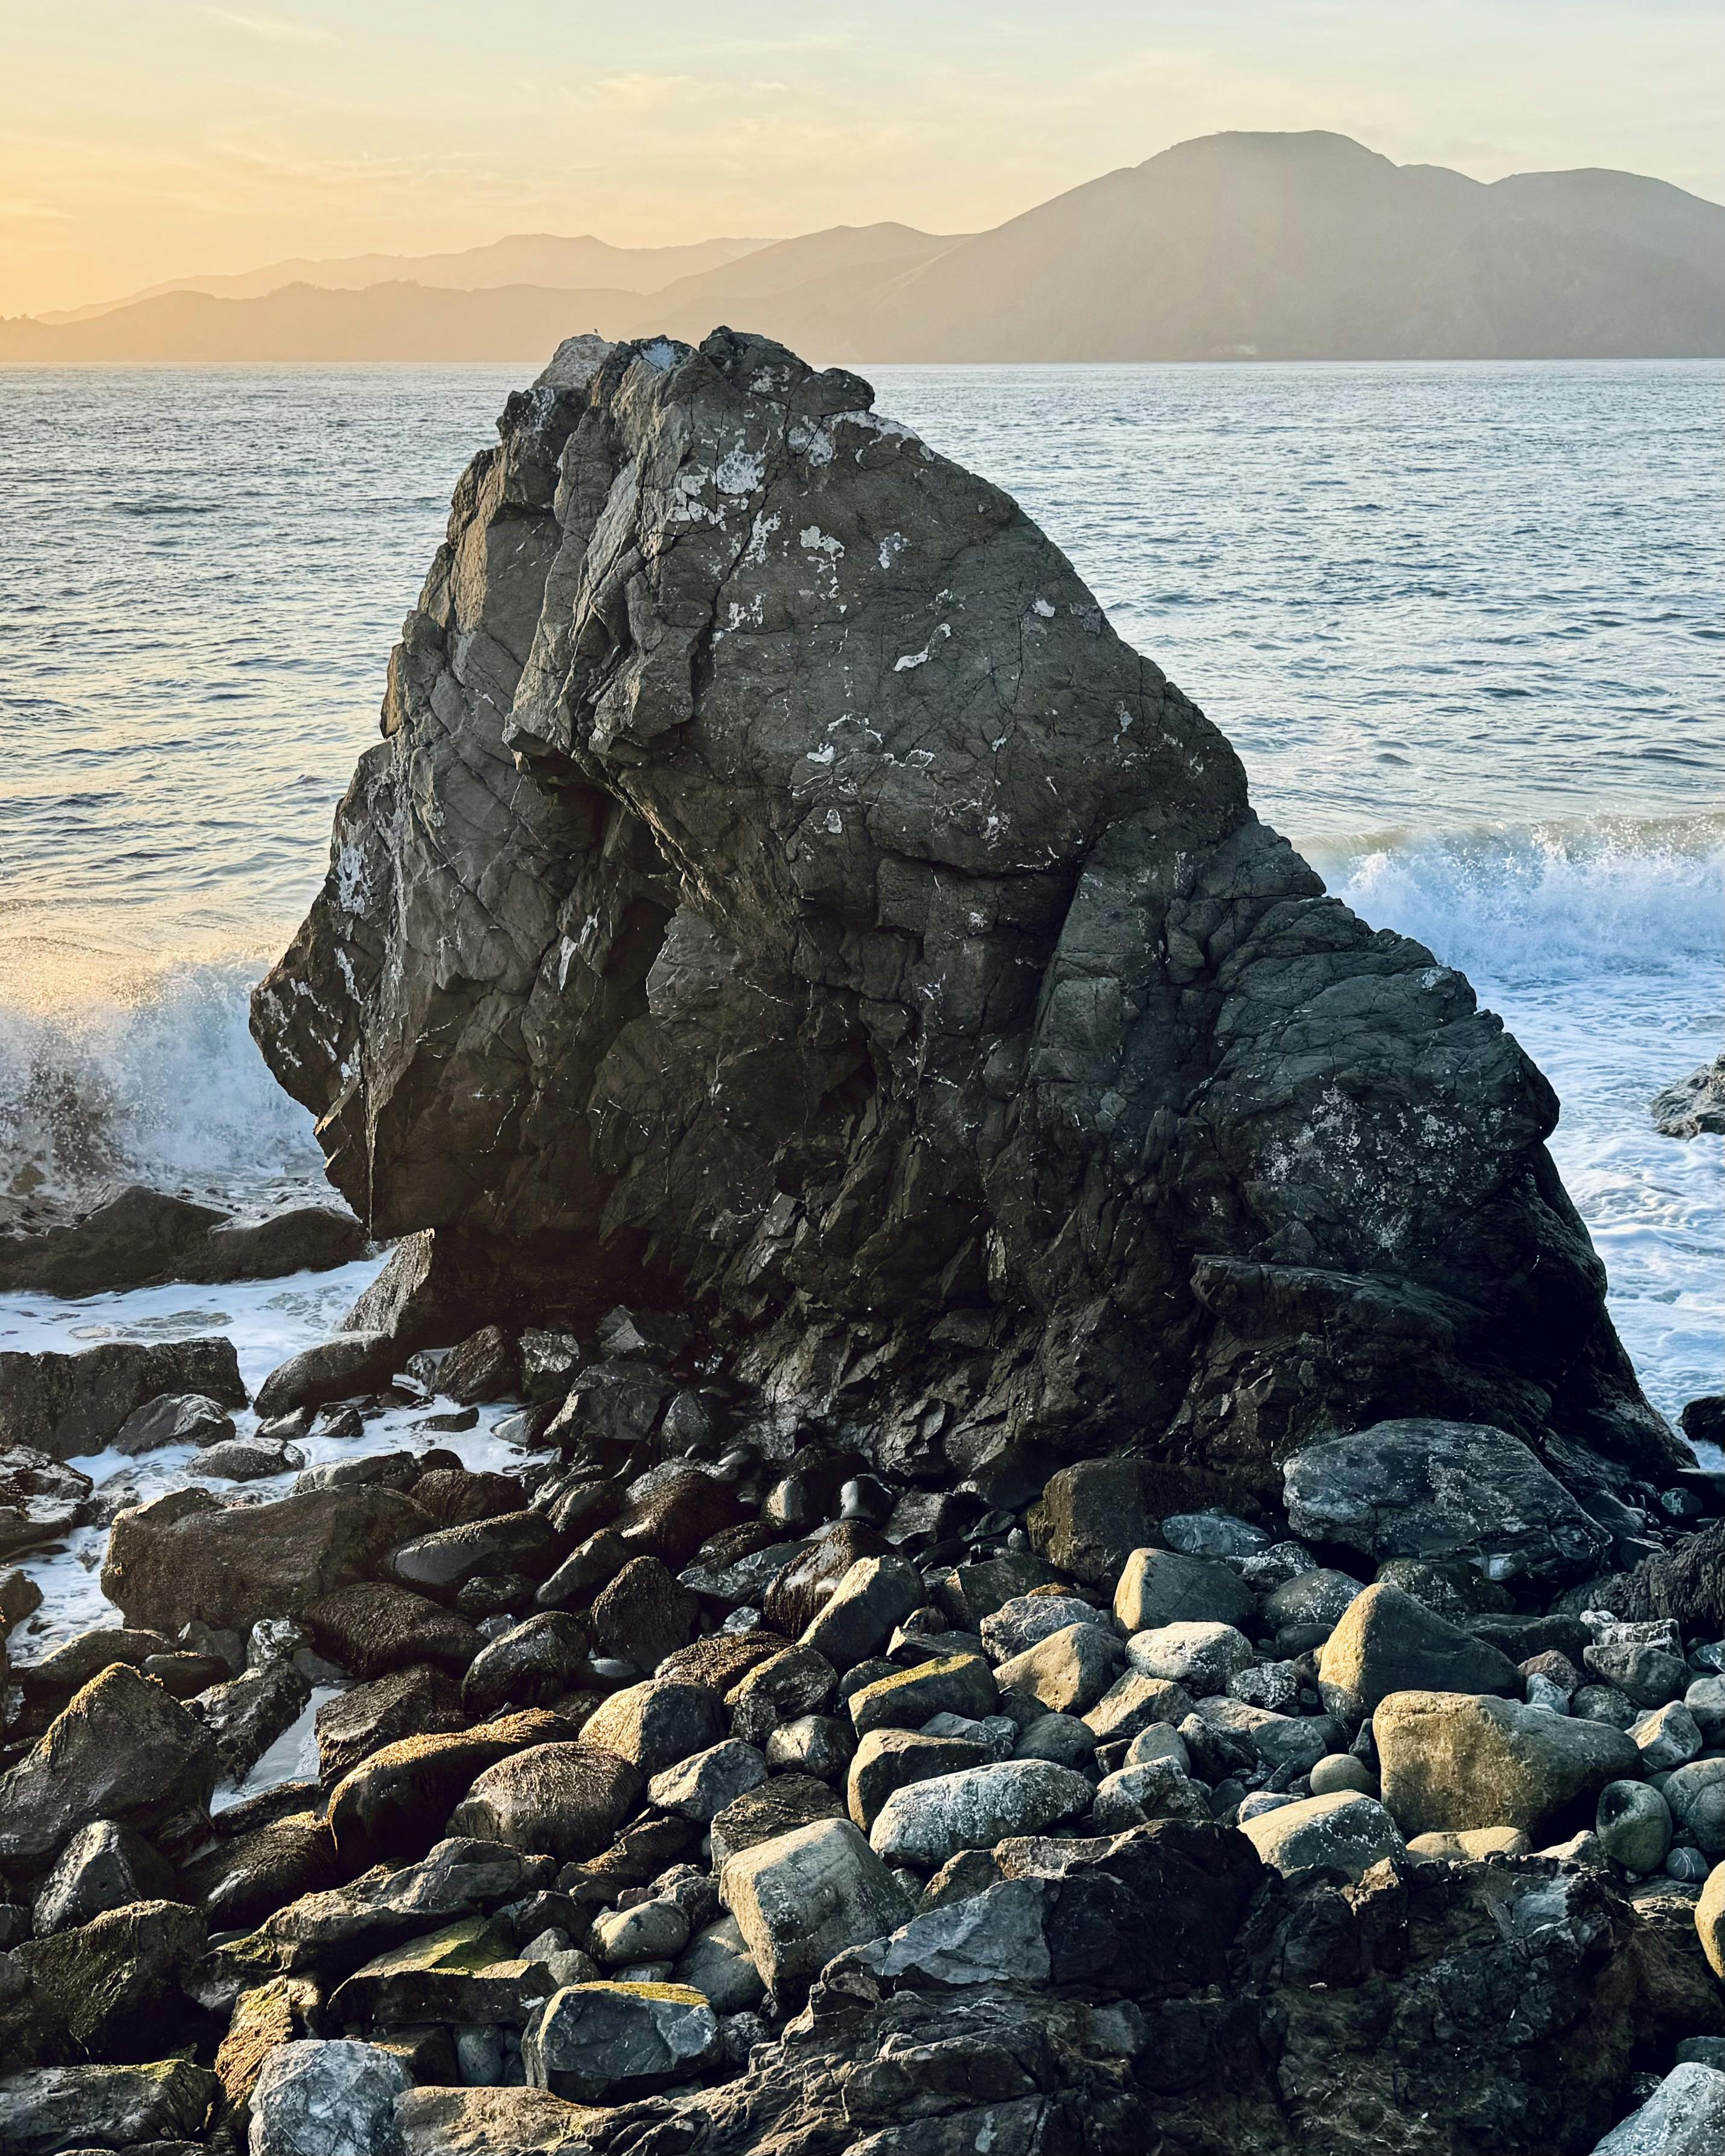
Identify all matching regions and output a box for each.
[251,327,1679,1502]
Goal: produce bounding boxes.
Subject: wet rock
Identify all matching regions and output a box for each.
[1317,1581,1523,1719]
[1284,1419,1613,1582]
[31,1819,174,1934]
[991,1622,1122,1715]
[523,1980,718,2101]
[188,1206,366,1284]
[248,2038,411,2156]
[1375,1689,1642,1837]
[198,1436,302,1481]
[13,1623,174,1692]
[1124,1619,1255,1694]
[304,1582,481,1681]
[535,1527,630,1612]
[1113,1546,1257,1632]
[847,1729,993,1832]
[0,2059,219,2153]
[176,1809,340,1930]
[647,1739,768,1820]
[588,1556,696,1671]
[727,1643,837,1746]
[254,1332,404,1421]
[460,1614,589,1717]
[614,1463,747,1568]
[0,1185,227,1296]
[797,1552,924,1667]
[104,1485,426,1634]
[438,1324,520,1406]
[1650,1053,1725,1140]
[709,1773,845,1865]
[849,1653,998,1737]
[657,1628,790,1694]
[1028,1460,1159,1587]
[0,1337,246,1461]
[519,1330,583,1404]
[392,1509,562,1598]
[193,1659,312,1781]
[327,1710,578,1869]
[328,1914,553,2027]
[761,1524,894,1636]
[870,1760,1094,1867]
[1595,1780,1672,1873]
[114,1391,237,1456]
[316,1666,466,1782]
[0,1663,219,1865]
[1593,2061,1725,2154]
[3,1897,206,2069]
[1239,1790,1406,1878]
[938,1552,1066,1630]
[409,1468,527,1528]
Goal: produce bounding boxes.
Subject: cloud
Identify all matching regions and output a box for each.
[200,7,338,45]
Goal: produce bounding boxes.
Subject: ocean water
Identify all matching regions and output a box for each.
[0,359,1720,1657]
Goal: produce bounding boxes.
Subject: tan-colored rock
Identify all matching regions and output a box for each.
[1375,1689,1640,1837]
[1697,1859,1725,1983]
[1406,1826,1531,1860]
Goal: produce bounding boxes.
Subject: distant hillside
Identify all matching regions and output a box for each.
[5,133,1720,362]
[37,232,770,322]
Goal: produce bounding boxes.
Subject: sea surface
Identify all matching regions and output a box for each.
[0,358,1720,1667]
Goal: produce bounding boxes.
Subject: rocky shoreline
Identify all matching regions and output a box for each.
[1,330,1721,2154]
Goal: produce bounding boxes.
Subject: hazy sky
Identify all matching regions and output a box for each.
[4,0,1720,316]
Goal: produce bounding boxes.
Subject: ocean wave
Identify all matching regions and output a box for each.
[0,956,322,1215]
[1309,812,1725,985]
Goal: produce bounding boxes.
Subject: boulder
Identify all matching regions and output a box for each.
[0,2060,219,2152]
[1594,1780,1672,1873]
[1194,1695,1343,1774]
[252,328,1675,1589]
[326,1711,578,1869]
[1664,1761,1725,1856]
[1592,2062,1725,2155]
[304,1581,481,1680]
[797,1553,924,1668]
[0,1448,92,1563]
[103,1485,426,1634]
[991,1622,1122,1715]
[12,1623,173,1692]
[1650,1053,1725,1140]
[590,1898,690,1966]
[979,1592,1101,1663]
[186,1206,366,1284]
[647,1739,769,1821]
[1630,1701,1702,1771]
[4,1897,206,2068]
[0,1185,225,1296]
[1263,1567,1366,1636]
[709,1773,846,1866]
[438,1323,520,1405]
[848,1653,999,1736]
[674,1911,765,2013]
[588,1555,697,1671]
[0,1337,246,1461]
[726,1644,837,1747]
[579,1679,725,1776]
[721,1815,915,1998]
[1113,1547,1256,1632]
[1317,1581,1523,1718]
[253,1332,403,1421]
[1284,1419,1613,1582]
[391,1509,562,1598]
[393,2085,602,2156]
[1698,1860,1725,1982]
[315,1665,466,1782]
[1124,1620,1255,1694]
[523,1981,719,2102]
[846,1728,993,1832]
[850,1875,1055,1988]
[327,1914,554,2027]
[764,1712,854,1779]
[1405,1826,1529,1860]
[1028,1460,1160,1587]
[460,1613,589,1717]
[193,1659,313,1781]
[248,2039,412,2156]
[0,1663,218,1864]
[31,1818,174,1933]
[176,1809,341,1930]
[1092,1760,1212,1832]
[1083,1670,1194,1745]
[1239,1791,1406,1878]
[113,1390,236,1455]
[1374,1689,1643,1837]
[869,1760,1094,1868]
[1584,1639,1689,1708]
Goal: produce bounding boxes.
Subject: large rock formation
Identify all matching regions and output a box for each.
[252,328,1677,1502]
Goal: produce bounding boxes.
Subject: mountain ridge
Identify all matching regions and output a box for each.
[7,130,1720,361]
